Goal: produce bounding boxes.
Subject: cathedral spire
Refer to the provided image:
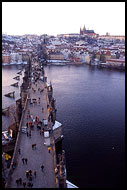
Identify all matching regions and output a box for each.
[80,27,82,35]
[83,25,86,35]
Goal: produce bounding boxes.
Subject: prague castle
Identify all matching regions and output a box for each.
[80,25,97,37]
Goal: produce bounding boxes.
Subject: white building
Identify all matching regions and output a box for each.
[80,53,91,64]
[10,53,22,63]
[61,49,71,59]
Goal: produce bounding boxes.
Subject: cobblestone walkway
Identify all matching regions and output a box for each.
[8,63,56,188]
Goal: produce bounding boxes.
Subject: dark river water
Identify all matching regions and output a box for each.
[2,65,25,130]
[2,64,125,188]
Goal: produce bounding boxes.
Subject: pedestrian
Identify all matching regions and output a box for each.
[32,144,36,149]
[16,179,19,186]
[27,131,29,137]
[41,164,44,171]
[19,177,22,185]
[40,120,43,126]
[33,170,36,177]
[48,147,51,153]
[23,181,26,188]
[18,148,21,154]
[25,158,28,164]
[27,182,31,187]
[42,128,44,133]
[29,174,32,181]
[29,169,32,176]
[12,162,16,169]
[55,167,58,175]
[40,130,41,135]
[36,122,39,128]
[29,132,31,138]
[30,183,33,188]
[29,121,31,127]
[22,158,25,164]
[28,109,30,114]
[26,122,28,128]
[31,124,34,130]
[29,169,32,174]
[48,115,50,122]
[25,170,29,178]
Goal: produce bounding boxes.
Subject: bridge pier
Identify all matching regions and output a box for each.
[4,91,15,98]
[17,71,22,75]
[11,82,18,87]
[13,76,20,80]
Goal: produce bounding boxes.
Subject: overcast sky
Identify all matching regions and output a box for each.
[2,2,125,36]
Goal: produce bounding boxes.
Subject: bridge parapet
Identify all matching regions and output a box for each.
[5,95,28,188]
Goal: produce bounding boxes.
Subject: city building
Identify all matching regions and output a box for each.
[49,52,65,60]
[10,53,22,63]
[2,54,11,64]
[98,33,125,41]
[106,58,125,67]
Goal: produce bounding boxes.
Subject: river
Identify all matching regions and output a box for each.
[2,64,125,187]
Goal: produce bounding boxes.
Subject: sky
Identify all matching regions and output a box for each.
[2,2,125,36]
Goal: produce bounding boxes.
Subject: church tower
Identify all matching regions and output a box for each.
[80,27,82,35]
[83,25,86,35]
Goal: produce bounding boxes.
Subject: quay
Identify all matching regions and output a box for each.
[5,60,66,188]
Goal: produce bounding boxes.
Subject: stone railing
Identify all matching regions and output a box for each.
[45,81,59,187]
[51,137,59,188]
[56,150,67,188]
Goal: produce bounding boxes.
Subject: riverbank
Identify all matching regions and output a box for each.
[2,61,27,66]
[45,60,125,70]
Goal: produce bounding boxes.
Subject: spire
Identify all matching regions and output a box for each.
[83,25,86,31]
[83,25,86,35]
[80,27,82,35]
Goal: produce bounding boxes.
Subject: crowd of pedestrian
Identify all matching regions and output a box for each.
[16,177,33,188]
[15,62,55,188]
